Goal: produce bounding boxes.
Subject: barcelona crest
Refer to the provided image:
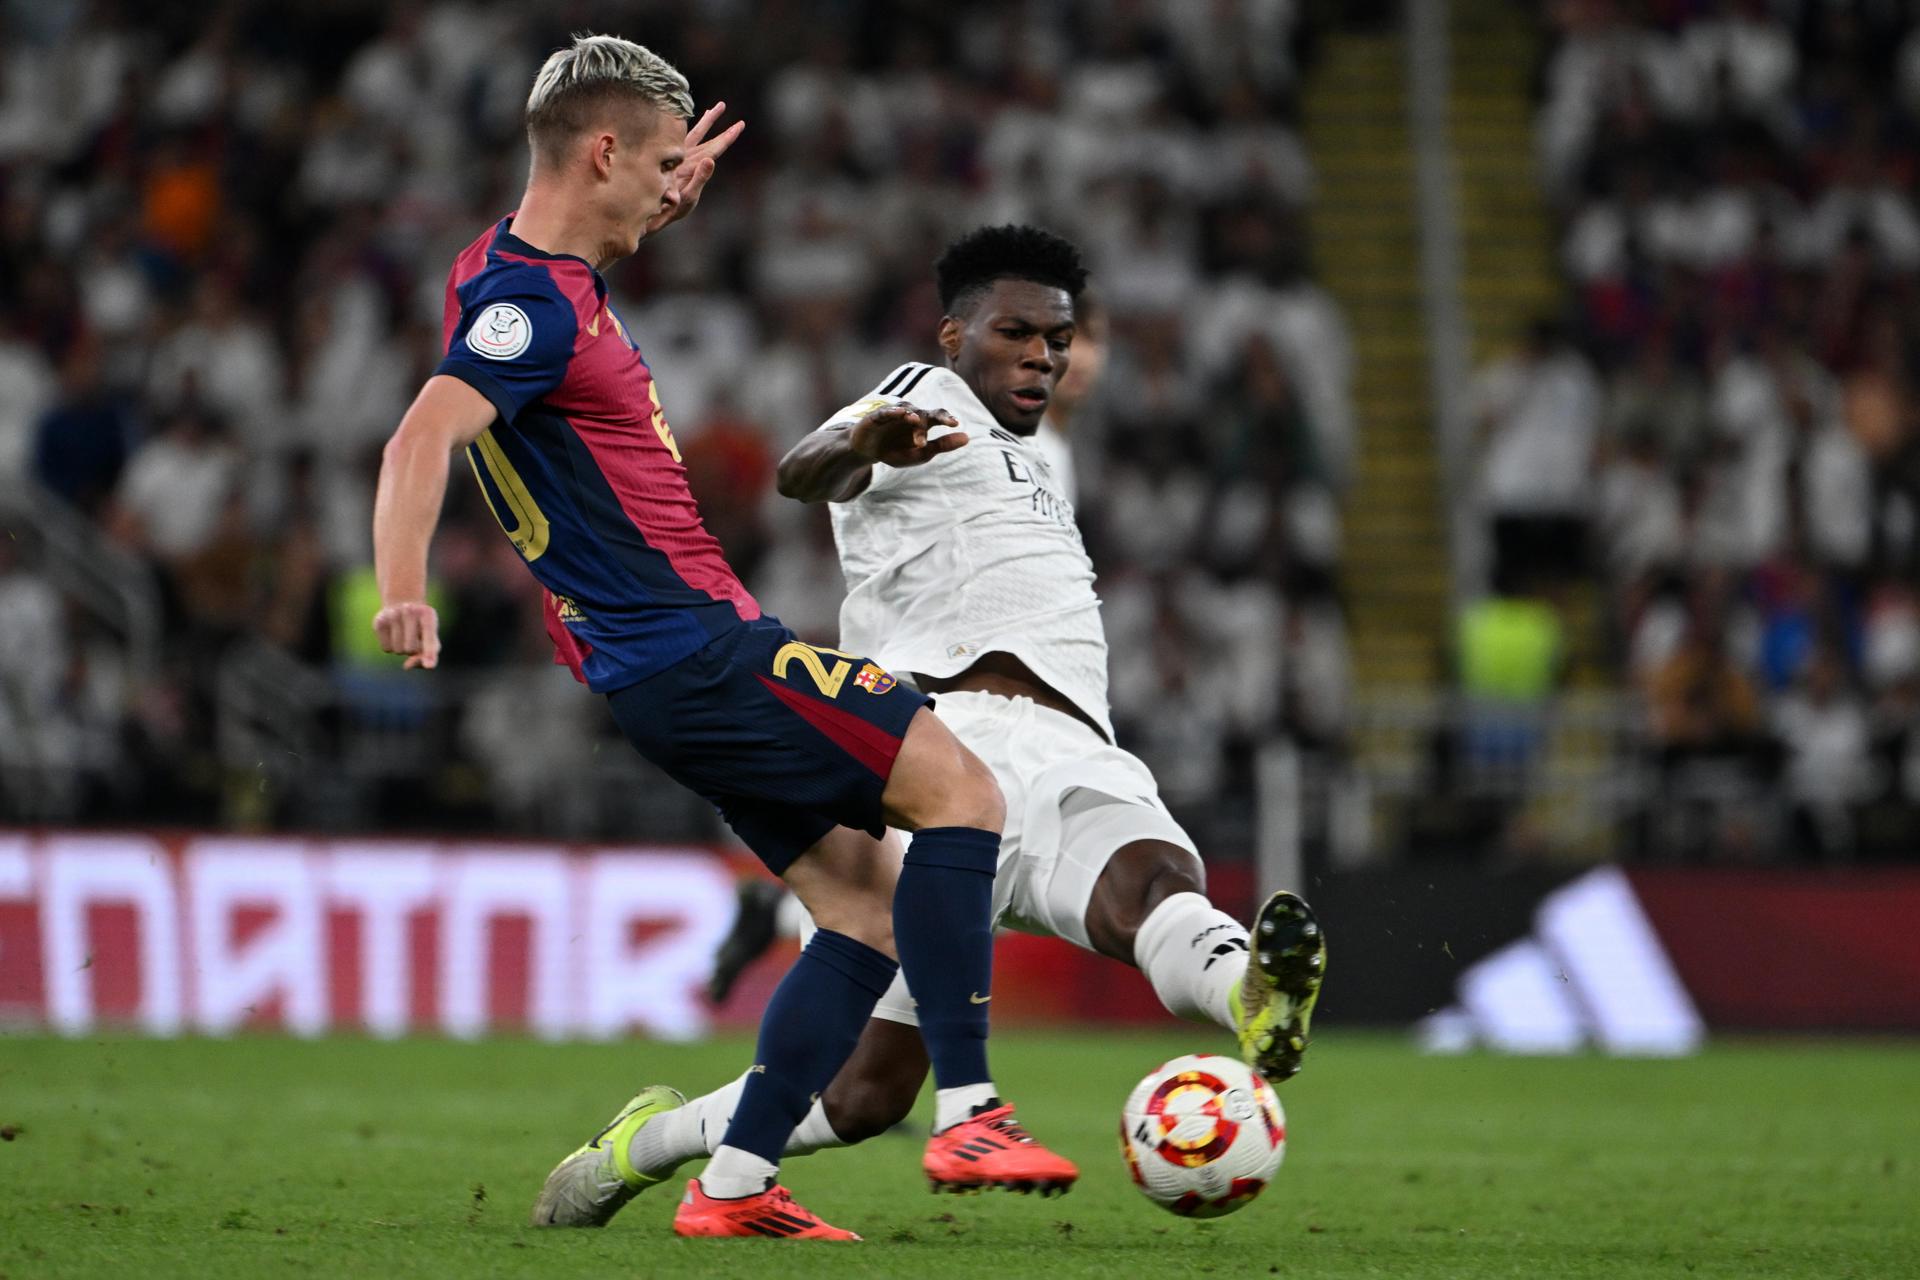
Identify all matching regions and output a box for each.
[853,663,897,695]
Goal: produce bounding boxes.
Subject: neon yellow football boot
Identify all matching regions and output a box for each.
[1229,891,1326,1083]
[530,1085,687,1227]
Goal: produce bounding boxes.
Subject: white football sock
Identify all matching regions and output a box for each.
[630,1073,849,1176]
[700,1145,778,1199]
[1132,891,1249,1029]
[932,1082,999,1133]
[631,1075,742,1174]
[786,1098,849,1155]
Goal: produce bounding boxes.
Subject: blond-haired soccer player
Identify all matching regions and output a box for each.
[371,36,1070,1241]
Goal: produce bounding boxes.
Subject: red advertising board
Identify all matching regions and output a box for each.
[1628,868,1920,1031]
[7,832,1912,1038]
[0,833,748,1038]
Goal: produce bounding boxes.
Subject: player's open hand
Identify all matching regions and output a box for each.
[849,403,966,469]
[372,601,442,671]
[646,102,745,236]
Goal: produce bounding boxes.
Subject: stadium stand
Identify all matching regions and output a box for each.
[1506,0,1920,861]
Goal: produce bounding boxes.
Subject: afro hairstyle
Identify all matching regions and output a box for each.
[935,224,1089,316]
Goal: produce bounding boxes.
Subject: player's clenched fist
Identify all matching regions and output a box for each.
[849,403,967,469]
[372,600,442,670]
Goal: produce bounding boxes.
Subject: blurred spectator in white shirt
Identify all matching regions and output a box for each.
[1193,77,1313,208]
[0,314,54,481]
[1773,645,1873,858]
[0,534,63,714]
[1605,336,1709,464]
[1475,319,1602,582]
[1864,584,1920,693]
[1802,418,1873,570]
[1598,428,1684,585]
[288,287,414,464]
[146,279,287,454]
[1682,0,1797,118]
[1803,145,1920,273]
[108,404,239,561]
[1185,209,1354,488]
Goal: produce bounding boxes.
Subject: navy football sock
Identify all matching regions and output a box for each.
[719,928,897,1164]
[894,825,1001,1089]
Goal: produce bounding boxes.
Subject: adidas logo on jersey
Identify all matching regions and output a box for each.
[1419,868,1704,1058]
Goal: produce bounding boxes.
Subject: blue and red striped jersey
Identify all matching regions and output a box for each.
[435,215,760,691]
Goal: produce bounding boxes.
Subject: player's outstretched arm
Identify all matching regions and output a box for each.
[371,375,496,669]
[776,403,965,504]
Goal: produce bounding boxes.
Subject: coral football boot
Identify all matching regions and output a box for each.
[923,1102,1078,1195]
[672,1178,861,1240]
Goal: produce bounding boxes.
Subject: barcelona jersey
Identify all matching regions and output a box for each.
[435,215,760,692]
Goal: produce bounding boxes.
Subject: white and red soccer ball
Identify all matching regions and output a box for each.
[1119,1053,1286,1218]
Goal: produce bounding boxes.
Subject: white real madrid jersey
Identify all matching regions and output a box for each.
[820,362,1113,739]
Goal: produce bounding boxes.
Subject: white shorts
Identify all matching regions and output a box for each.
[805,689,1196,1028]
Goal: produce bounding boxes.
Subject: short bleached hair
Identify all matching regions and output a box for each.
[525,34,694,156]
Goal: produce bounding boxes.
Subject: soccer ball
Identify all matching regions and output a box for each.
[1118,1053,1286,1218]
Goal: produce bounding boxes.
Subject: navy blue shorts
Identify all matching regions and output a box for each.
[605,617,931,874]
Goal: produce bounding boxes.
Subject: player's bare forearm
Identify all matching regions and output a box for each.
[776,425,874,504]
[373,429,453,604]
[373,376,496,602]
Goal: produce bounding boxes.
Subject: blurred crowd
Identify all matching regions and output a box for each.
[1468,0,1920,859]
[0,0,1350,842]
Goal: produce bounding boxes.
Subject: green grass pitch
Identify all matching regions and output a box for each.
[2,1030,1915,1278]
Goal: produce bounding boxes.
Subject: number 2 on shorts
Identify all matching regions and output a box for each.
[772,641,858,698]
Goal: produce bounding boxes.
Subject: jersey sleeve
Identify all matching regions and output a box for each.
[435,271,579,425]
[818,363,951,430]
[816,364,968,493]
